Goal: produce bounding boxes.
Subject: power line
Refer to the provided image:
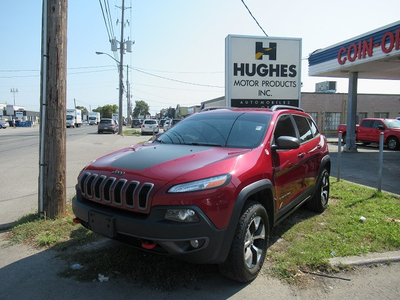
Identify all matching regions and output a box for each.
[240,0,268,36]
[99,0,112,41]
[131,67,224,88]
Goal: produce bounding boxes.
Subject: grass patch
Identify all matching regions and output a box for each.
[4,180,400,287]
[6,204,100,250]
[122,128,141,136]
[267,180,400,283]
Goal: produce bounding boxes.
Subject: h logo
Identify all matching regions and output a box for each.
[255,42,277,60]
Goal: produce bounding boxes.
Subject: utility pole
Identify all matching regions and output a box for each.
[126,65,132,123]
[39,0,68,218]
[10,88,18,105]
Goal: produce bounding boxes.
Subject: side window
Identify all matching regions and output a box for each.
[293,115,313,143]
[361,120,373,128]
[308,118,319,137]
[372,121,384,129]
[274,115,296,142]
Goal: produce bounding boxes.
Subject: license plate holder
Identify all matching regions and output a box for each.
[88,211,116,238]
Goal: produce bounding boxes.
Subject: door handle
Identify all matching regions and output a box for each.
[298,152,305,159]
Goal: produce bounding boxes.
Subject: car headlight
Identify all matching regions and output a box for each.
[167,174,230,193]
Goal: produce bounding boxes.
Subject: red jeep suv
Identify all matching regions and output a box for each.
[73,105,330,282]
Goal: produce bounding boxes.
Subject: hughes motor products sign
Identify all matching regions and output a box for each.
[226,35,302,108]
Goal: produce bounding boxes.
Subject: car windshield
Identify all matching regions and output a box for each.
[66,115,73,120]
[155,112,271,148]
[384,119,400,129]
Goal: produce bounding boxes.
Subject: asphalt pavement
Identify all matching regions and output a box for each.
[327,137,400,195]
[1,129,399,299]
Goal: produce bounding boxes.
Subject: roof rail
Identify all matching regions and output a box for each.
[271,105,304,112]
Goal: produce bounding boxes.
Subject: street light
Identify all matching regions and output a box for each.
[95,51,124,135]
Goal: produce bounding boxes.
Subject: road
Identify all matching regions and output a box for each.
[0,125,146,226]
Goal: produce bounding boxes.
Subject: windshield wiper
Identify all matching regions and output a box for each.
[183,142,224,147]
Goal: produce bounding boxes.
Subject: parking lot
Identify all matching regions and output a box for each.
[327,137,400,195]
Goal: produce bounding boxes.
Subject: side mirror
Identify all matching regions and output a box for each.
[271,136,300,150]
[376,125,385,130]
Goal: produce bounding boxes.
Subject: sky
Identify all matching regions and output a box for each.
[1,0,399,116]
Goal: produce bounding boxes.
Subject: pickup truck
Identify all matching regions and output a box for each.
[337,118,400,150]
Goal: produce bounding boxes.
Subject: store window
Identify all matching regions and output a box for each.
[358,112,367,123]
[374,112,389,118]
[324,112,341,131]
[308,112,318,124]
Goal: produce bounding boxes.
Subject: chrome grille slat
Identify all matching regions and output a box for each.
[138,183,154,211]
[103,177,116,203]
[113,179,127,206]
[125,181,139,208]
[79,173,152,212]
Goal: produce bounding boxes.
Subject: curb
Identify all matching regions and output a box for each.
[329,250,400,267]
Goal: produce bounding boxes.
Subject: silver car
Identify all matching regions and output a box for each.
[0,120,9,129]
[141,119,159,135]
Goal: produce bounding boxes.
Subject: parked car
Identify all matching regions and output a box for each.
[163,120,171,131]
[0,120,9,129]
[171,119,181,126]
[73,105,330,283]
[337,118,400,150]
[131,119,142,128]
[98,118,118,134]
[159,119,166,128]
[141,119,159,135]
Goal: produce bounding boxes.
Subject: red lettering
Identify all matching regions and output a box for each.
[338,47,347,65]
[348,44,357,62]
[381,32,394,53]
[362,38,373,58]
[357,41,362,59]
[396,29,400,50]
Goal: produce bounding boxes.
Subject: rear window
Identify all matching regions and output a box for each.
[144,120,157,125]
[100,120,112,124]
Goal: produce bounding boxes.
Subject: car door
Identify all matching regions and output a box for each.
[271,114,307,211]
[292,115,321,191]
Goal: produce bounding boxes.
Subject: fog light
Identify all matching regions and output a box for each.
[190,239,199,248]
[165,209,199,222]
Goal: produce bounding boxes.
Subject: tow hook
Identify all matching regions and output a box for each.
[73,218,82,224]
[142,240,157,250]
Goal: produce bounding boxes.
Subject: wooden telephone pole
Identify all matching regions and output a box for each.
[39,0,68,218]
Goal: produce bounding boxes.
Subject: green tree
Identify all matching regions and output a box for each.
[133,100,149,118]
[76,105,88,116]
[93,105,118,118]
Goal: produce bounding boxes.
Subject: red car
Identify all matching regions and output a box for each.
[73,106,330,282]
[337,118,400,150]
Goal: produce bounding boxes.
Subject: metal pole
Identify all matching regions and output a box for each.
[39,0,48,217]
[378,132,384,192]
[337,131,342,182]
[118,0,125,135]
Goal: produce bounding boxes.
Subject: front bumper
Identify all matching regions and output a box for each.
[72,192,229,264]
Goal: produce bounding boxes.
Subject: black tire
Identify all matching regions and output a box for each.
[218,203,269,283]
[98,131,101,134]
[387,137,399,150]
[307,169,330,213]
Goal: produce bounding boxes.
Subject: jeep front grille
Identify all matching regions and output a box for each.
[79,172,153,212]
